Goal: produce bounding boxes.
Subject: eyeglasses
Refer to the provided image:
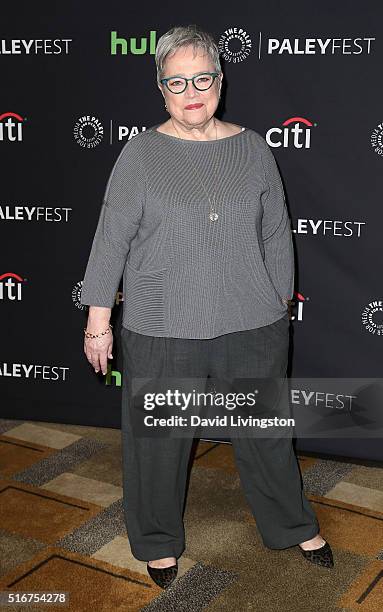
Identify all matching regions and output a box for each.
[160,72,220,94]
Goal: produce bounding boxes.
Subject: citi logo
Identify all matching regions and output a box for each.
[0,112,24,142]
[0,272,24,300]
[291,291,308,321]
[265,117,315,148]
[111,30,156,55]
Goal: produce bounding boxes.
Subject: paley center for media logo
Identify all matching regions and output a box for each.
[218,27,252,63]
[73,116,145,148]
[73,116,104,148]
[0,112,25,142]
[370,122,383,156]
[0,272,24,300]
[361,300,383,336]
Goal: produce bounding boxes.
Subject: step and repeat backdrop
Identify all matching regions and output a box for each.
[2,4,383,460]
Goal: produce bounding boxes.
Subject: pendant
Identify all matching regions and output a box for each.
[209,211,219,222]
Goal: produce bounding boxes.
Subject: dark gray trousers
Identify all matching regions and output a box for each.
[120,313,319,561]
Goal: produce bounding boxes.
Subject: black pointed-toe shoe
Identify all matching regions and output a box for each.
[147,560,178,589]
[298,539,334,568]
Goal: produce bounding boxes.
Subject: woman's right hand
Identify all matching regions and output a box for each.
[84,307,113,375]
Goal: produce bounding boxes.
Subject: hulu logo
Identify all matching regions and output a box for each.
[111,30,157,55]
[105,365,122,386]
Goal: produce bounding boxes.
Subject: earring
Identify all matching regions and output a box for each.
[164,102,168,111]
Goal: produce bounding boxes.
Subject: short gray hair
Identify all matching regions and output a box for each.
[155,24,222,85]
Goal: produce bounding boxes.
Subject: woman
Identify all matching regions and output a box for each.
[81,24,334,589]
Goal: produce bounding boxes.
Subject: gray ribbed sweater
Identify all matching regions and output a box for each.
[80,123,294,339]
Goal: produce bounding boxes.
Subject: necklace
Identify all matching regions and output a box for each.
[170,117,220,222]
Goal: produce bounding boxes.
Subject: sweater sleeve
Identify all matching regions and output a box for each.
[80,141,145,308]
[259,138,295,303]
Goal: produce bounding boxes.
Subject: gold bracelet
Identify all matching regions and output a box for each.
[84,323,113,339]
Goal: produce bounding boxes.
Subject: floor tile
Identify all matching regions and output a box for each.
[0,435,54,478]
[92,535,196,577]
[3,423,80,449]
[42,473,122,507]
[326,481,383,513]
[0,480,102,544]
